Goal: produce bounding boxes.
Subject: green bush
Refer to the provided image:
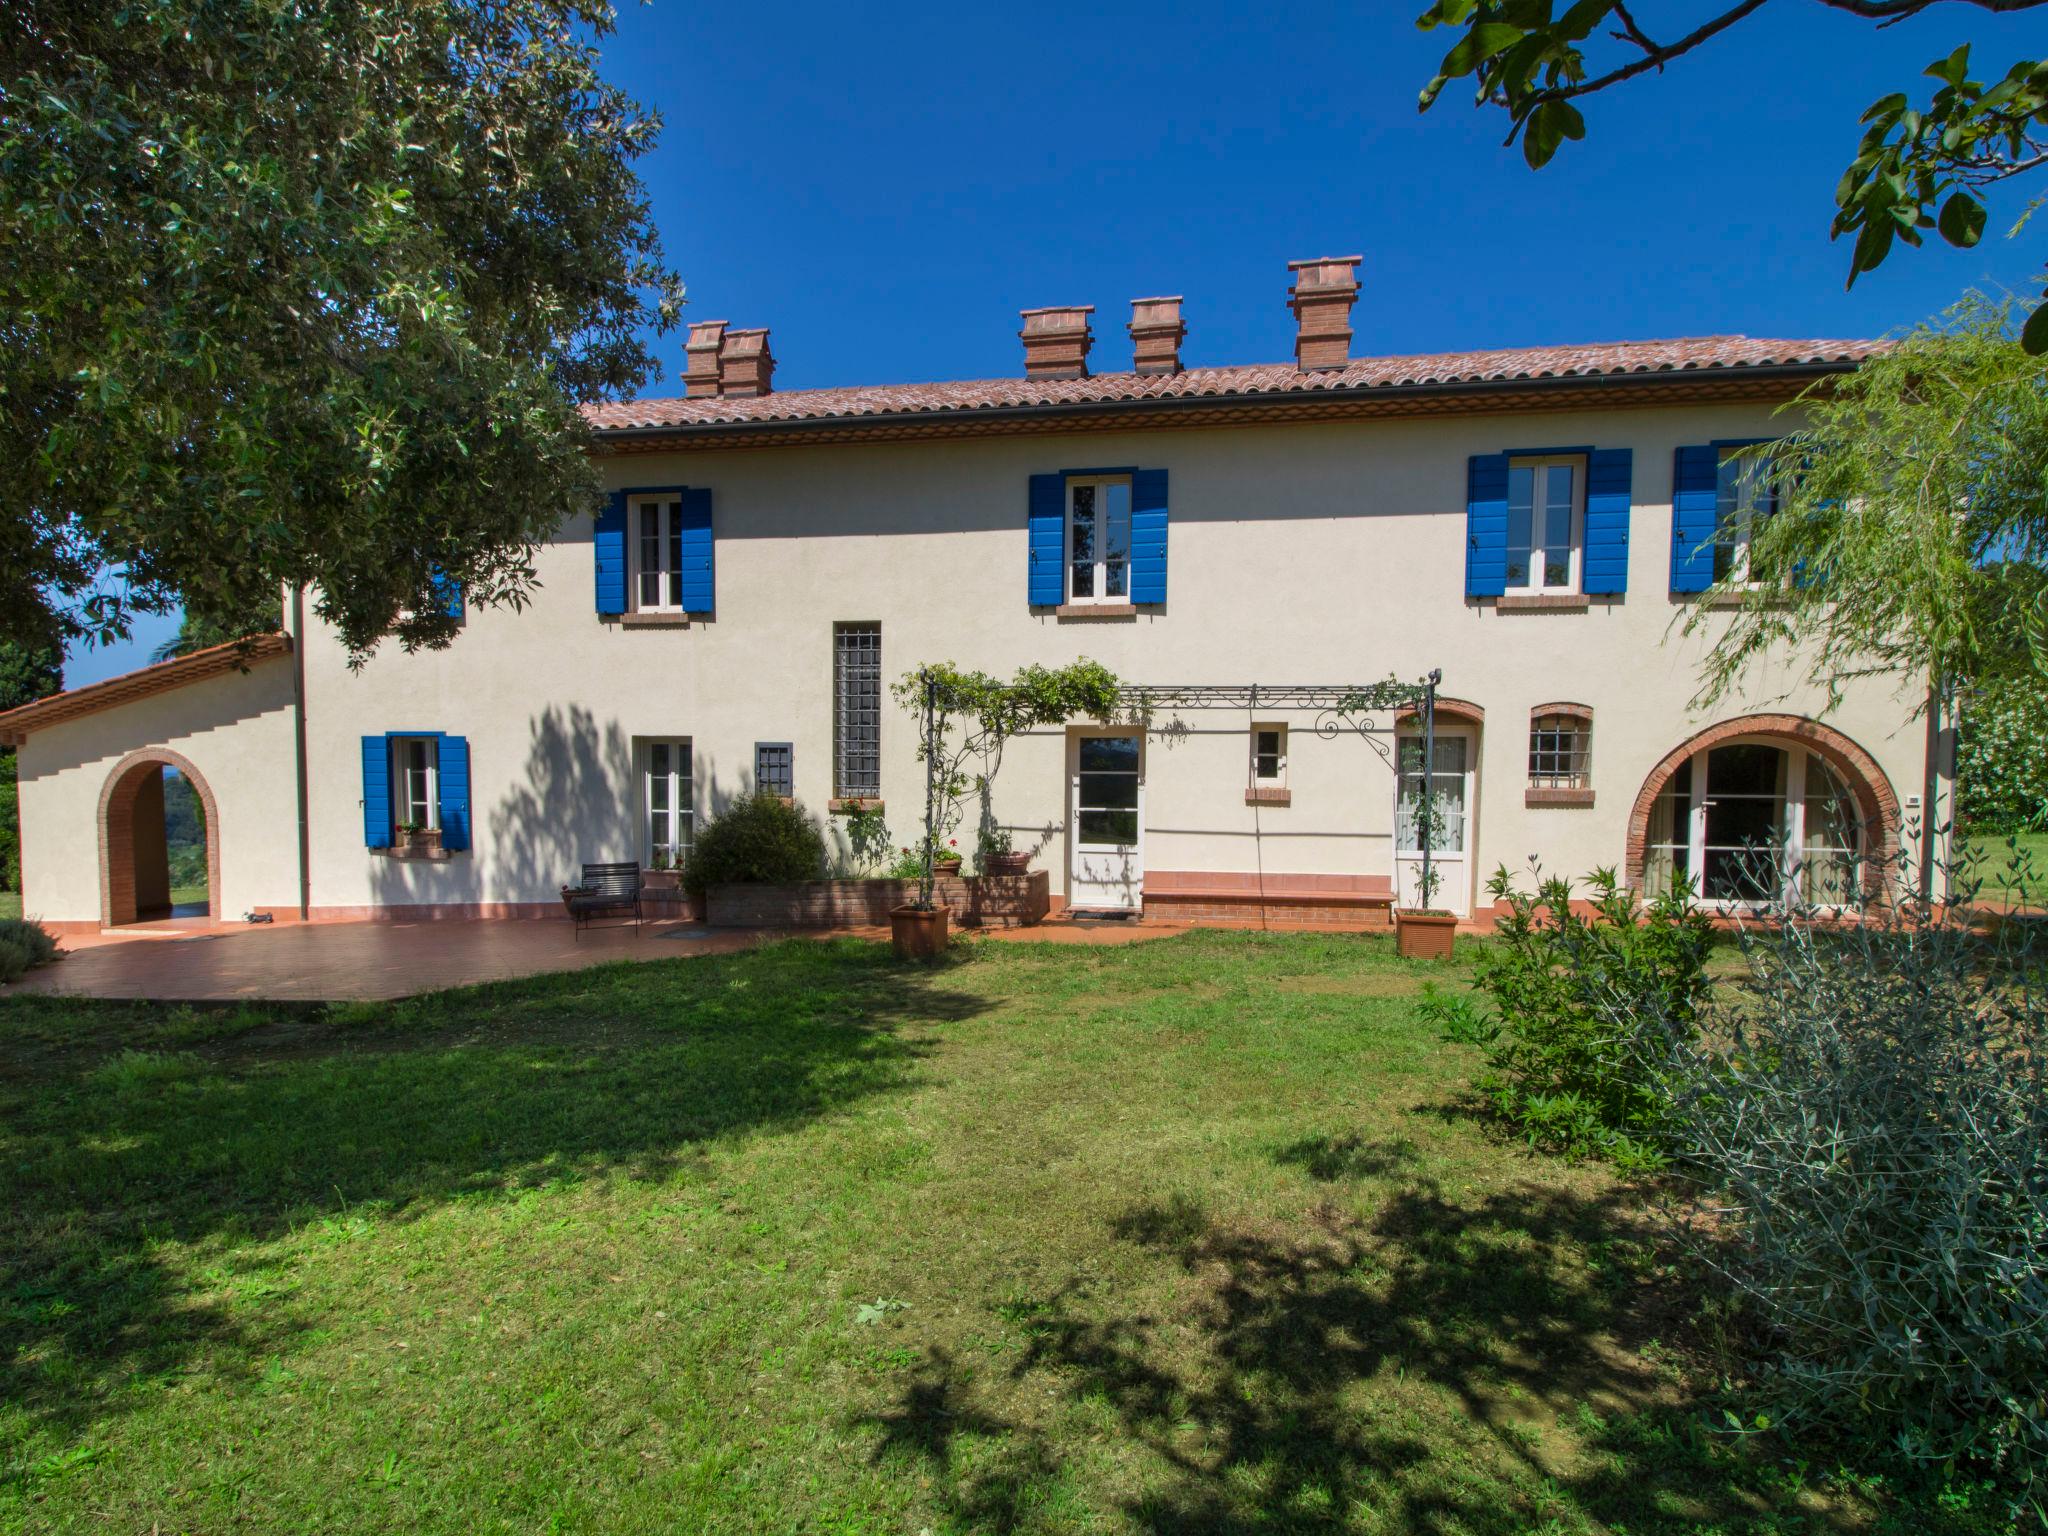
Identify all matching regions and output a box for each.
[0,916,56,983]
[1648,894,2048,1486]
[682,792,826,896]
[1422,864,1714,1171]
[1956,674,2048,834]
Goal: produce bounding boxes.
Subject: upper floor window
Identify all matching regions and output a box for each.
[1066,476,1132,604]
[644,739,693,869]
[391,735,440,831]
[1506,456,1583,594]
[633,493,687,611]
[1715,452,1780,584]
[834,623,881,799]
[1529,712,1591,790]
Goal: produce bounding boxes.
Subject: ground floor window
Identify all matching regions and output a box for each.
[1528,713,1590,789]
[391,736,440,832]
[1644,739,1863,905]
[1075,734,1140,847]
[1396,736,1468,854]
[755,741,793,799]
[644,739,693,870]
[1250,723,1287,787]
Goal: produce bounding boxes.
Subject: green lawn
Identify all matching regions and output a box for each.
[1957,829,2048,903]
[0,933,1996,1534]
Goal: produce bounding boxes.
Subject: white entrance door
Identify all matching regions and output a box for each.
[1069,730,1143,911]
[1395,731,1474,915]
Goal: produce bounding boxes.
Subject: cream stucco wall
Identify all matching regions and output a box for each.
[14,657,301,925]
[285,399,1938,915]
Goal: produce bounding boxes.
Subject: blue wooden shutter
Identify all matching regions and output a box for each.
[430,569,464,621]
[1670,446,1719,593]
[1130,468,1169,604]
[437,734,472,851]
[1582,448,1632,595]
[361,735,392,849]
[1465,454,1510,597]
[594,491,627,615]
[677,487,714,613]
[1027,474,1064,605]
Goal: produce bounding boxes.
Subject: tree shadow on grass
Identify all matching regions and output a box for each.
[0,939,978,1456]
[863,1138,1882,1535]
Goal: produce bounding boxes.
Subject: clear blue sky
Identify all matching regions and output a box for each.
[65,0,2045,686]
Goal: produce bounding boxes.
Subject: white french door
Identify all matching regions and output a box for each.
[1069,729,1143,911]
[1644,739,1863,907]
[1394,731,1474,915]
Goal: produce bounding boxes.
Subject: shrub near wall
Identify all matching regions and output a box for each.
[683,792,827,897]
[0,917,57,983]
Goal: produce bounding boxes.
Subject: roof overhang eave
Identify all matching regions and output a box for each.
[587,360,1854,448]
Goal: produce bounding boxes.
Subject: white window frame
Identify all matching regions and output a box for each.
[1505,455,1585,595]
[1714,451,1780,587]
[1250,723,1288,787]
[630,493,686,612]
[1063,475,1134,606]
[390,735,440,833]
[643,738,693,870]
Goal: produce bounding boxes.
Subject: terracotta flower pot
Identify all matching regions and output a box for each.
[1395,909,1458,960]
[891,904,949,960]
[932,857,964,878]
[983,852,1029,876]
[641,868,682,892]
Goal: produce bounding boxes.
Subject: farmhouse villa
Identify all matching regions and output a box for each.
[1,257,1946,932]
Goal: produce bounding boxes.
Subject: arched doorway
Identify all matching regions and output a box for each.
[98,749,220,927]
[1626,716,1897,907]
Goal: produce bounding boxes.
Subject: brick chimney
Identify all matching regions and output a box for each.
[1128,296,1185,375]
[1287,256,1362,372]
[683,319,728,397]
[1020,305,1094,380]
[717,328,774,397]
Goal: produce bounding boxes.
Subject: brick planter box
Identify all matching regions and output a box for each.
[708,872,1049,930]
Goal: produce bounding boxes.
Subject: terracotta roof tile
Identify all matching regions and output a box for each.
[584,335,1886,433]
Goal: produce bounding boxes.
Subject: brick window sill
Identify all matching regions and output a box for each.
[372,844,456,861]
[1495,594,1591,613]
[1525,787,1596,808]
[831,798,884,814]
[1691,590,1794,610]
[1245,787,1291,806]
[619,612,693,628]
[1053,603,1140,620]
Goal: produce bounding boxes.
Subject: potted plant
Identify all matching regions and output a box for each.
[642,847,682,892]
[394,821,442,856]
[932,838,964,878]
[1395,777,1457,960]
[979,827,1029,877]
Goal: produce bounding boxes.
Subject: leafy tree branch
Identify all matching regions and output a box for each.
[1416,1,2048,349]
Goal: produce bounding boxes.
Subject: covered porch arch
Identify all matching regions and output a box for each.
[98,747,221,927]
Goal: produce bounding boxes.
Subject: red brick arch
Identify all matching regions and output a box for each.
[1396,696,1485,729]
[1624,715,1898,896]
[98,748,220,927]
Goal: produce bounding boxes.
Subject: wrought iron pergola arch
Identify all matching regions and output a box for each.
[910,670,1447,912]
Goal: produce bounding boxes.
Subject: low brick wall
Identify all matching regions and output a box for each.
[708,872,1050,929]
